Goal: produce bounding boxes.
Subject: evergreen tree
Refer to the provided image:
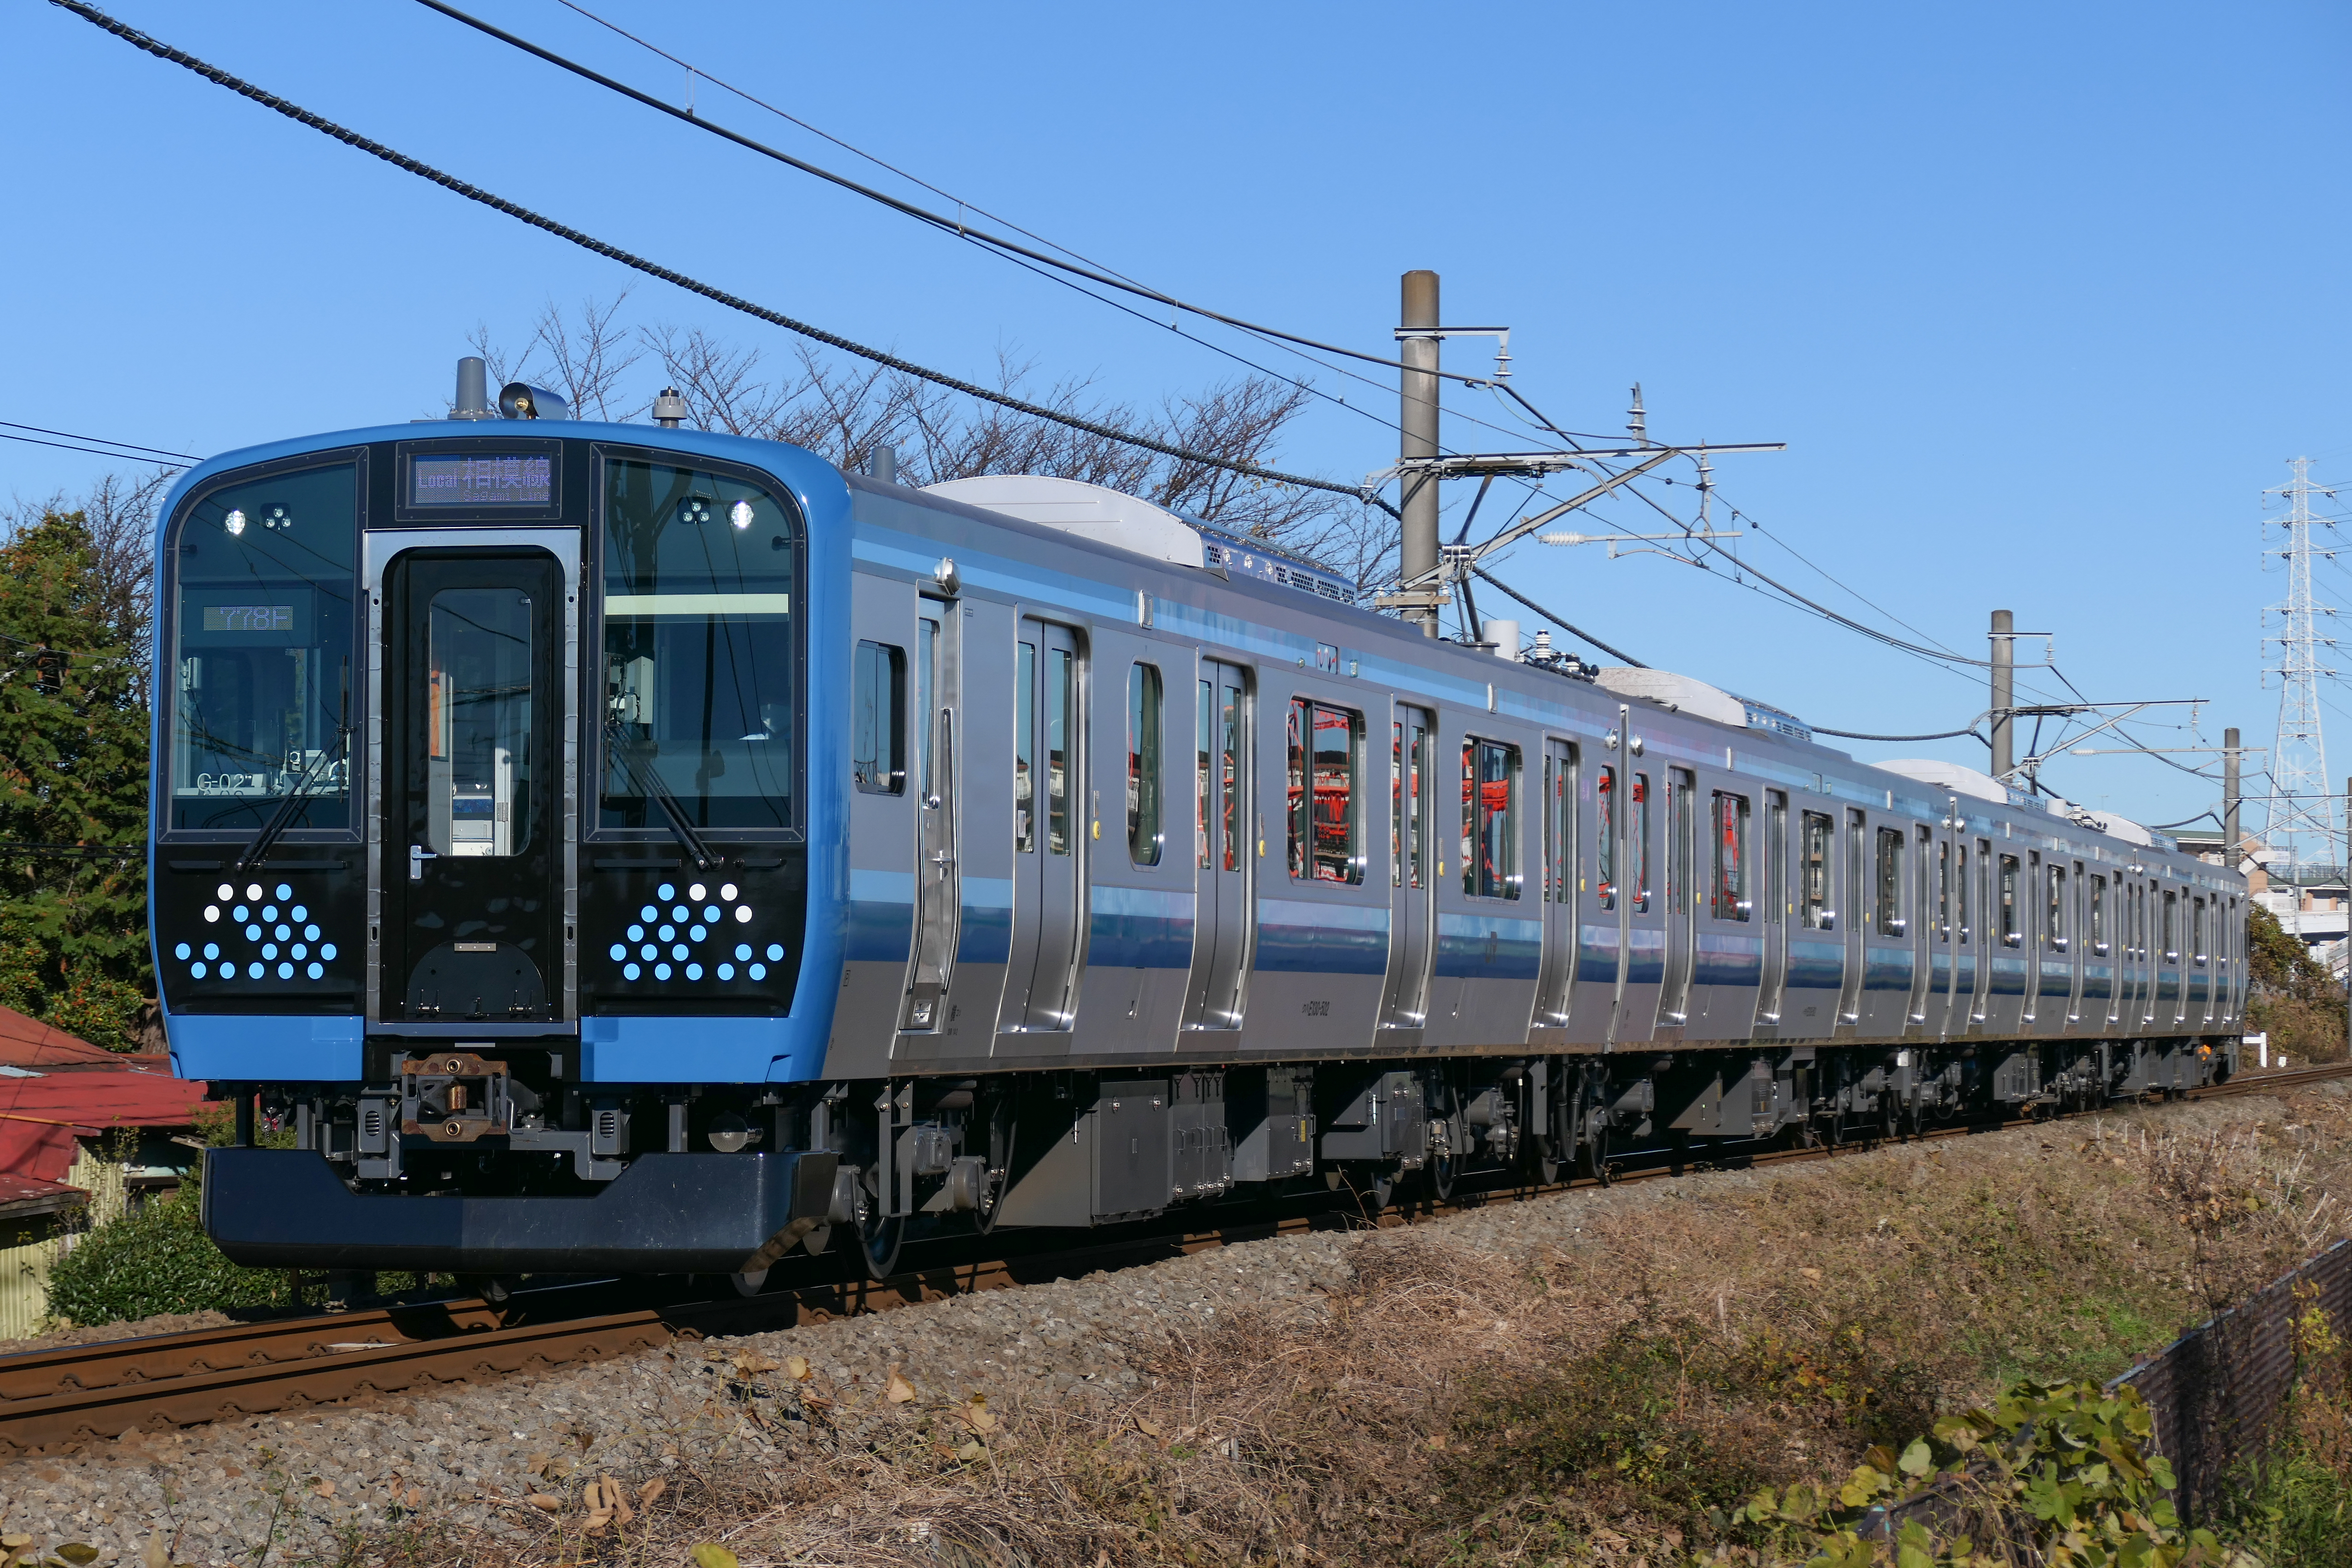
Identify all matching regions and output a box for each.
[0,506,152,1050]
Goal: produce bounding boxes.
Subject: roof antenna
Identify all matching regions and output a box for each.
[1627,383,1648,447]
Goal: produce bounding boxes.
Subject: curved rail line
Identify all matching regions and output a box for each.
[1,1063,2342,1456]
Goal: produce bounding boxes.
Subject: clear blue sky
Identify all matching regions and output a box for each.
[5,0,2348,834]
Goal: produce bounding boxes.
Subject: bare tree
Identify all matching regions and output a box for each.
[470,294,643,421]
[480,297,1399,584]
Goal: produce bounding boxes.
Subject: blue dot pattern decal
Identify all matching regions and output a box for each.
[183,881,347,988]
[608,880,780,986]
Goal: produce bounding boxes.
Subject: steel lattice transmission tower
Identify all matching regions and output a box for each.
[2264,457,2340,889]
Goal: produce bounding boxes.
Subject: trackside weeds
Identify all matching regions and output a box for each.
[0,1084,2342,1567]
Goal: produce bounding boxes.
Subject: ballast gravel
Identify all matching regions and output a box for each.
[0,1094,2284,1563]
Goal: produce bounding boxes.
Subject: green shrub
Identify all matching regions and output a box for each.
[46,1186,294,1326]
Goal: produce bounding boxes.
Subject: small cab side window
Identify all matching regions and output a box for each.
[852,639,905,794]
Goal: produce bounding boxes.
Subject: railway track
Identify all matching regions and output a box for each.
[2,1059,2343,1457]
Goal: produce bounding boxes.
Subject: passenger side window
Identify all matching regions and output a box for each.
[1597,766,1618,911]
[852,639,905,795]
[1632,772,1651,912]
[2046,863,2068,951]
[1998,855,2021,947]
[1544,747,1578,903]
[1288,699,1363,883]
[2091,874,2108,956]
[1800,811,1832,928]
[2162,889,2179,961]
[1875,827,1904,936]
[1128,664,1163,866]
[1711,792,1749,920]
[2192,897,2207,967]
[1461,738,1522,899]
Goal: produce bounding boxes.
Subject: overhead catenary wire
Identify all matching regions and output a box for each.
[0,421,198,463]
[0,429,192,465]
[412,0,1505,398]
[436,0,1651,470]
[1466,568,1647,668]
[52,0,1395,519]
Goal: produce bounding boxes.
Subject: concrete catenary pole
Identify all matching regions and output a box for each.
[2342,775,2350,1052]
[2223,728,2242,866]
[1400,270,1442,638]
[1989,609,2015,782]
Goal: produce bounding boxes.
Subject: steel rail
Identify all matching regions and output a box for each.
[0,1061,2341,1454]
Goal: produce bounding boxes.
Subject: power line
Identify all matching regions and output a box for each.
[0,421,198,462]
[1810,725,1989,744]
[1466,567,1646,668]
[0,429,190,465]
[54,0,1394,519]
[413,0,1504,398]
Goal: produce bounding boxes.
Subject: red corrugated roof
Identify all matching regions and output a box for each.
[0,1072,207,1128]
[0,1006,137,1070]
[0,1073,208,1183]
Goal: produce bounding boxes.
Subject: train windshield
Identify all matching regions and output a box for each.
[167,462,358,832]
[599,457,798,831]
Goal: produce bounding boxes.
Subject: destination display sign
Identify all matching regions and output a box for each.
[409,454,554,508]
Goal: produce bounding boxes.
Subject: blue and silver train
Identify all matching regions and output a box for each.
[155,362,2247,1282]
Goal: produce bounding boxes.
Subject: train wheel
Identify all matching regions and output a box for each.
[859,1212,906,1280]
[1538,1136,1564,1185]
[973,1098,1015,1236]
[1582,1112,1613,1186]
[1427,1150,1456,1205]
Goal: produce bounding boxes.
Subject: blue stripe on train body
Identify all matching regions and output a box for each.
[1088,885,1196,970]
[1434,912,1542,981]
[1256,898,1390,975]
[1693,930,1764,987]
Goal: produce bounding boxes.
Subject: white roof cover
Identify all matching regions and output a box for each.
[1594,668,1748,729]
[922,476,1205,568]
[1877,758,2009,804]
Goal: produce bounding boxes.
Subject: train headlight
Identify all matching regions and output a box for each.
[223,510,246,537]
[729,500,754,530]
[707,1112,749,1153]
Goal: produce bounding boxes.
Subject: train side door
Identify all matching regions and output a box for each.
[2155,886,2181,1024]
[1378,704,1436,1030]
[1184,660,1254,1030]
[902,600,959,1031]
[999,618,1085,1033]
[1905,824,1933,1033]
[1753,790,1789,1030]
[1947,833,1976,1029]
[1835,809,1866,1029]
[380,545,568,1022]
[1531,738,1578,1027]
[1656,767,1697,1029]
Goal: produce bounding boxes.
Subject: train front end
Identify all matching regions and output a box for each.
[151,401,851,1276]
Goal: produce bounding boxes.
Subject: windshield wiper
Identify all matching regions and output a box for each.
[236,729,348,874]
[603,718,718,872]
[236,660,352,877]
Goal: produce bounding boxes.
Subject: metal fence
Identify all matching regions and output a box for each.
[2114,1238,2352,1521]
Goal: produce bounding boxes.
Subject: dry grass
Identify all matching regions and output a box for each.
[323,1088,2352,1568]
